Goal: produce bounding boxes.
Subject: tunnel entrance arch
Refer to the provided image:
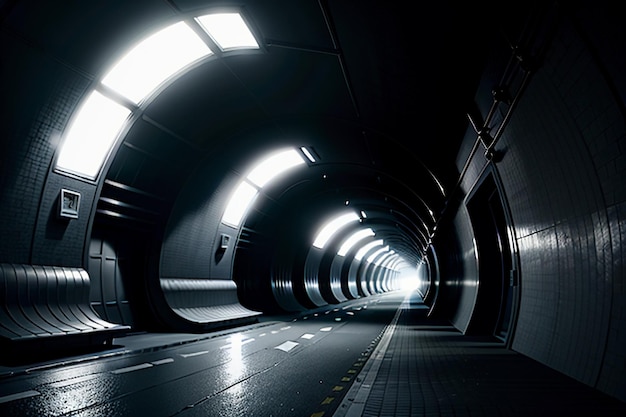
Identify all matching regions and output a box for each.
[465,168,519,344]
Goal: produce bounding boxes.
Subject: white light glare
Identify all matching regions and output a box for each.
[101,21,212,104]
[366,245,389,264]
[246,149,305,188]
[300,147,316,162]
[56,91,131,179]
[354,239,384,261]
[398,268,420,292]
[313,212,360,249]
[221,148,306,228]
[381,254,399,268]
[221,181,258,227]
[388,257,403,271]
[337,228,375,256]
[375,250,395,266]
[196,13,259,50]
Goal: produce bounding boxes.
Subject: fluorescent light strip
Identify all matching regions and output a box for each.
[366,246,389,264]
[222,181,258,227]
[55,91,131,179]
[354,239,384,261]
[196,13,259,50]
[382,254,399,268]
[222,148,306,227]
[56,12,263,180]
[380,255,393,266]
[101,21,212,104]
[388,257,402,270]
[246,149,305,188]
[313,212,360,249]
[337,228,375,256]
[300,147,316,163]
[375,250,395,266]
[392,259,410,272]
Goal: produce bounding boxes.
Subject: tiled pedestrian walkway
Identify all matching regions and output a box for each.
[335,291,626,416]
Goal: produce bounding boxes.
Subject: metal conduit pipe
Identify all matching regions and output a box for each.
[433,5,561,236]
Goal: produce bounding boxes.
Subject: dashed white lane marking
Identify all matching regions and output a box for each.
[320,327,333,332]
[0,390,40,404]
[280,326,291,330]
[109,357,174,375]
[275,341,299,352]
[180,350,209,358]
[111,363,153,374]
[151,358,174,365]
[220,338,255,349]
[50,374,97,388]
[301,333,315,339]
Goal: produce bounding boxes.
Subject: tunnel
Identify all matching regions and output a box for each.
[1,1,626,415]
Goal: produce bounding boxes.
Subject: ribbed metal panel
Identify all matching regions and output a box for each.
[329,256,348,302]
[270,261,306,312]
[303,250,327,307]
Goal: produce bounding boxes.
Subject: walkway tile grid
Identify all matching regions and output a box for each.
[361,293,626,417]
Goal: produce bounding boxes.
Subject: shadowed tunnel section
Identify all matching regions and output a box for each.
[1,0,626,409]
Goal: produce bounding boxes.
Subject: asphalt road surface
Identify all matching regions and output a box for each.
[0,291,410,416]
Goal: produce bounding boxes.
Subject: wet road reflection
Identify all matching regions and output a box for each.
[0,292,407,417]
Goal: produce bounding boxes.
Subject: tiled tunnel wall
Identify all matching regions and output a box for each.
[0,42,94,267]
[447,7,626,400]
[0,0,625,403]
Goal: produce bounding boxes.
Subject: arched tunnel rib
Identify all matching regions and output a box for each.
[1,1,626,415]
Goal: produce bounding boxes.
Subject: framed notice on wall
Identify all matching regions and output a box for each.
[59,188,81,219]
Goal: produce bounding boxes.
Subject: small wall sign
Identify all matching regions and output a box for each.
[59,188,81,219]
[220,233,230,250]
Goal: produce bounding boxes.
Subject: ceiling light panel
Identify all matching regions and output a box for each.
[195,13,259,50]
[354,239,384,261]
[222,181,259,227]
[101,21,212,104]
[300,147,316,163]
[246,149,305,188]
[313,212,360,249]
[55,91,131,179]
[366,245,390,264]
[337,228,375,256]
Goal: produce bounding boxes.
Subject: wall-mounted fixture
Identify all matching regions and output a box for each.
[220,233,231,250]
[59,189,81,219]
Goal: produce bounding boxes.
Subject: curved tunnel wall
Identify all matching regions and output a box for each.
[157,165,262,330]
[329,255,351,302]
[0,1,625,404]
[340,251,360,299]
[421,246,437,307]
[303,249,328,307]
[430,6,626,400]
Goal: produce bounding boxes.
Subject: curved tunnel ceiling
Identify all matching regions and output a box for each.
[59,2,495,279]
